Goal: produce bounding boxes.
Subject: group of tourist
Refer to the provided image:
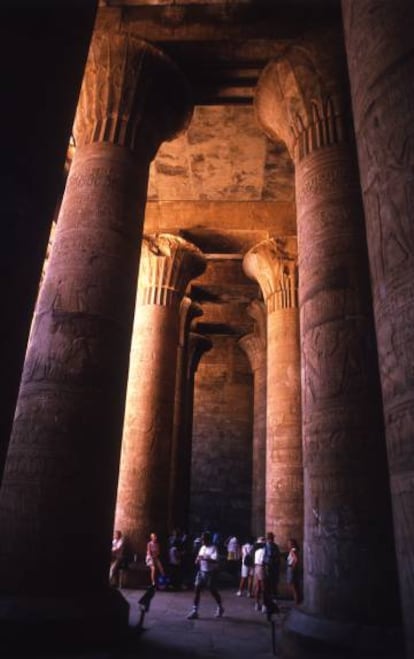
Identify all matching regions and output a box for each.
[187,531,301,619]
[109,527,301,619]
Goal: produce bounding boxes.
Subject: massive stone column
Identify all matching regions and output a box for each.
[115,234,206,556]
[0,4,97,480]
[255,34,401,651]
[341,2,414,653]
[244,238,302,550]
[238,300,267,538]
[0,29,192,645]
[168,297,202,531]
[169,331,212,533]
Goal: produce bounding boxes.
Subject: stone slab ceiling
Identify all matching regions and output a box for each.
[95,0,340,335]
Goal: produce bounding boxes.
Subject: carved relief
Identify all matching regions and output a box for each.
[137,233,206,307]
[178,297,202,348]
[302,321,367,405]
[74,32,193,157]
[238,332,265,373]
[187,332,213,379]
[255,40,349,162]
[243,237,298,312]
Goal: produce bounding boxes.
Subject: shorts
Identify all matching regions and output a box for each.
[286,566,299,585]
[254,565,264,581]
[241,564,254,578]
[194,570,218,589]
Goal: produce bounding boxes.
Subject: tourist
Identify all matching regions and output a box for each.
[237,536,255,597]
[109,529,126,587]
[225,534,241,582]
[168,539,184,590]
[146,531,165,587]
[253,536,266,611]
[186,531,224,619]
[286,538,301,604]
[262,532,281,612]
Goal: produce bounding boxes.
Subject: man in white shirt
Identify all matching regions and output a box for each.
[187,531,224,619]
[253,536,266,611]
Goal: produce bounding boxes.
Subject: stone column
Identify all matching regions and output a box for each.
[170,331,212,533]
[255,36,401,650]
[238,300,267,538]
[115,234,206,556]
[0,29,192,645]
[169,298,202,531]
[0,5,97,480]
[244,238,302,550]
[341,2,414,652]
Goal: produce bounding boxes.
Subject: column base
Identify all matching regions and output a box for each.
[281,607,405,658]
[0,587,129,652]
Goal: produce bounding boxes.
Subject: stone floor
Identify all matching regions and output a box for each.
[3,586,406,659]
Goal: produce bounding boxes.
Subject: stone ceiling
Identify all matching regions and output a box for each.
[95,1,340,337]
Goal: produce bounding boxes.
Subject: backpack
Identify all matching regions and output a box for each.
[243,545,254,567]
[157,574,170,590]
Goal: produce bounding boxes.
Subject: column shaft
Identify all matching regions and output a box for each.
[117,303,180,552]
[267,306,302,548]
[244,239,303,550]
[0,5,97,479]
[168,299,202,532]
[255,37,401,650]
[238,328,267,538]
[342,2,414,650]
[0,26,192,645]
[297,142,396,620]
[1,143,147,593]
[169,332,212,533]
[115,235,205,556]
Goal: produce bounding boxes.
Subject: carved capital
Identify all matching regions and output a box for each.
[238,332,266,373]
[247,299,267,344]
[73,31,193,160]
[255,37,350,162]
[137,234,206,306]
[178,296,203,348]
[187,332,213,378]
[243,237,298,313]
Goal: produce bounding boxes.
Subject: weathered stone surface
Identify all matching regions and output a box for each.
[0,29,193,614]
[342,0,414,649]
[256,33,401,637]
[169,298,204,530]
[115,234,206,555]
[170,330,212,532]
[190,335,253,537]
[244,238,302,550]
[238,300,267,537]
[147,106,294,202]
[74,31,193,158]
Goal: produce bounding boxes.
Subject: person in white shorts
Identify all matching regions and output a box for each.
[237,536,254,597]
[253,536,266,612]
[187,531,224,620]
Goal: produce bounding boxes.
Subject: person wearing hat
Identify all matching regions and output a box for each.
[253,536,266,611]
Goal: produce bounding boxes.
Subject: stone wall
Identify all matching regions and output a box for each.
[190,335,253,539]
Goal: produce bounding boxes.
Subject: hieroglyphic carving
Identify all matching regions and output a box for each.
[137,234,206,307]
[343,2,414,639]
[302,321,367,407]
[74,32,193,157]
[243,237,298,312]
[296,163,354,204]
[246,299,267,345]
[238,332,265,373]
[255,39,350,162]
